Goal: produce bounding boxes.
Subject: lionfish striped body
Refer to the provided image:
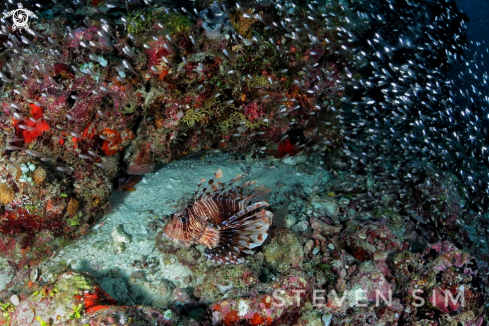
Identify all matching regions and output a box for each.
[163,169,273,264]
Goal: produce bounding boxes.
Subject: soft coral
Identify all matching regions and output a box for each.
[275,138,299,158]
[13,104,50,144]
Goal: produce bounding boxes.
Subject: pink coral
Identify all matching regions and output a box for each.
[145,36,173,70]
[425,241,471,272]
[68,27,111,49]
[243,103,264,121]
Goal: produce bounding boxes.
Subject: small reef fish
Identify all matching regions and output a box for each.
[164,169,274,264]
[115,174,142,191]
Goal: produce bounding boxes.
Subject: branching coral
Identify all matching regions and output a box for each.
[244,75,272,89]
[181,99,219,127]
[218,111,267,132]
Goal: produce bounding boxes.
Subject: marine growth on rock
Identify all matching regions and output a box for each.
[0,0,488,325]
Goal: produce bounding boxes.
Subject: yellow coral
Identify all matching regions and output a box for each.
[181,108,206,126]
[228,9,259,39]
[218,111,268,131]
[245,75,270,89]
[182,97,269,133]
[0,183,15,205]
[182,99,219,127]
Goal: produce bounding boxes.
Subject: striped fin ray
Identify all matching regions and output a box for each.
[195,170,262,203]
[221,179,255,199]
[203,208,273,264]
[206,173,247,199]
[194,169,224,201]
[221,202,269,226]
[192,178,207,201]
[213,177,270,206]
[237,185,271,210]
[251,185,271,202]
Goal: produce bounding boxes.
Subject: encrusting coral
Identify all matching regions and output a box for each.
[66,198,79,217]
[0,183,14,205]
[32,166,46,185]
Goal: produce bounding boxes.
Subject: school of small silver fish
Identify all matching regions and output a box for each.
[336,0,489,219]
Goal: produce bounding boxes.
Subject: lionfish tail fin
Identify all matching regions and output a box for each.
[204,205,273,264]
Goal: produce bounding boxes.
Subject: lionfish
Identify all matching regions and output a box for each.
[163,169,274,264]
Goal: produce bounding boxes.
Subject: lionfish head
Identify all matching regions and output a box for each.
[163,207,197,245]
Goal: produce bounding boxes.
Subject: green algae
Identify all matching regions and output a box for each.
[317,263,337,285]
[68,303,83,319]
[157,11,193,34]
[263,229,304,273]
[126,9,193,36]
[56,272,94,293]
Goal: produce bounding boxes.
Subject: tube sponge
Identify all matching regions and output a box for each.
[203,22,222,40]
[200,5,226,25]
[200,3,232,39]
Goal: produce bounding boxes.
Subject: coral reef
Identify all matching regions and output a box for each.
[0,0,346,268]
[0,183,14,205]
[262,228,304,273]
[0,155,487,325]
[5,271,188,326]
[0,0,488,325]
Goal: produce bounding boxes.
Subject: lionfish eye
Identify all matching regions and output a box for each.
[179,215,188,223]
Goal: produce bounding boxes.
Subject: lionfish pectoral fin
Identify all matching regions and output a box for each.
[201,226,247,264]
[235,209,273,249]
[205,246,246,264]
[200,225,220,249]
[206,208,273,264]
[222,202,270,226]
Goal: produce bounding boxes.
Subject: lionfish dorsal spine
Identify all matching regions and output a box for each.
[221,202,269,226]
[193,169,225,201]
[194,169,251,201]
